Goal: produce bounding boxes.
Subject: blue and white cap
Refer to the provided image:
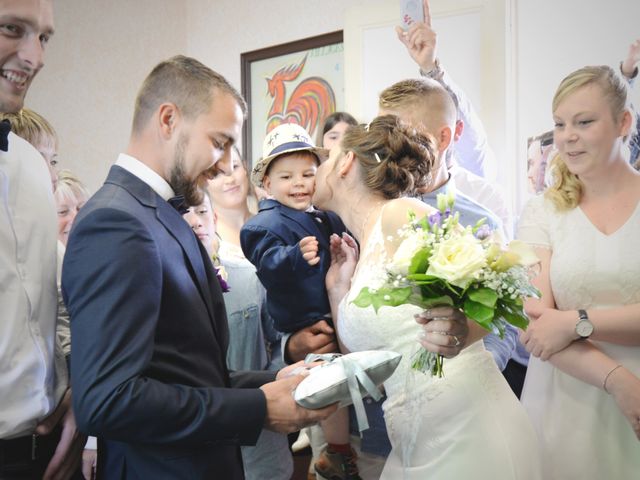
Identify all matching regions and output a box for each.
[251,123,329,186]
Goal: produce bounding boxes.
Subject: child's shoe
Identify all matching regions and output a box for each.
[314,446,362,480]
[292,427,311,452]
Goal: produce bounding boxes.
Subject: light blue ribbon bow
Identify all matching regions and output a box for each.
[304,353,383,432]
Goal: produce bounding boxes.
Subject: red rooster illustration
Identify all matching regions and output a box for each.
[265,54,336,139]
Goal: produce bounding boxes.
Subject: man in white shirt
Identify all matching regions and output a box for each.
[0,1,86,479]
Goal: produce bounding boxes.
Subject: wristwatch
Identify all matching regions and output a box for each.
[575,309,594,339]
[419,58,444,81]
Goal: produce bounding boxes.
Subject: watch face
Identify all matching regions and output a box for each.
[576,320,594,337]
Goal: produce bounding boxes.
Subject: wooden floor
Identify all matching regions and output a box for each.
[288,432,312,480]
[291,448,312,480]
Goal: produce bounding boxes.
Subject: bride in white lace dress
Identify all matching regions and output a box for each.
[313,115,540,479]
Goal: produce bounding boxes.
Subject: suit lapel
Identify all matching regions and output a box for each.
[156,201,218,335]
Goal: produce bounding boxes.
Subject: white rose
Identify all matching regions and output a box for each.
[389,233,425,275]
[426,234,486,288]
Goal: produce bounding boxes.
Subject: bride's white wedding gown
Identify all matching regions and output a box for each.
[338,212,541,479]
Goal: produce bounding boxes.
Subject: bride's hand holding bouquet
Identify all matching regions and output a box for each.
[413,305,469,359]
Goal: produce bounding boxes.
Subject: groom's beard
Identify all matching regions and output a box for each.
[169,133,204,207]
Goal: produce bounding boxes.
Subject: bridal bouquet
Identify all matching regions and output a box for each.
[353,193,540,377]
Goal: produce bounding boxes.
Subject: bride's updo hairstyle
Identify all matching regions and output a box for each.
[340,114,437,199]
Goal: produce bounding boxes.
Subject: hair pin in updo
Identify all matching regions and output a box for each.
[364,122,370,131]
[374,153,382,164]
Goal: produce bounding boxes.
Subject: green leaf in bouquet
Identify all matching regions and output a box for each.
[369,286,412,313]
[463,298,495,330]
[468,287,498,308]
[489,316,507,339]
[353,287,375,308]
[414,295,454,309]
[443,281,463,297]
[407,273,440,284]
[510,296,524,307]
[419,283,450,300]
[408,248,431,275]
[388,286,413,304]
[496,300,529,330]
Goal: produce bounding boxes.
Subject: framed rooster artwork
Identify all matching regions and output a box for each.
[241,31,344,167]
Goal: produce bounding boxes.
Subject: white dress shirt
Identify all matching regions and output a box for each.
[115,153,174,200]
[451,164,515,240]
[0,133,68,439]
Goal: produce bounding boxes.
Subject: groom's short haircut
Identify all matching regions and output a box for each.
[378,78,457,129]
[131,55,247,133]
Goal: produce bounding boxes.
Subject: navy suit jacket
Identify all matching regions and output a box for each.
[240,199,346,333]
[62,166,274,479]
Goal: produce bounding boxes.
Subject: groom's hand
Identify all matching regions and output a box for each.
[260,375,338,433]
[415,306,469,358]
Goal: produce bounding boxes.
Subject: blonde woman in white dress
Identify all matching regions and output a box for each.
[518,65,640,479]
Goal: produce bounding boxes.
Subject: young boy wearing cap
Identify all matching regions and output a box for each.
[240,123,361,480]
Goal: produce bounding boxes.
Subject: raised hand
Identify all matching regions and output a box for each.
[300,235,320,266]
[395,0,437,72]
[622,38,640,79]
[325,232,358,306]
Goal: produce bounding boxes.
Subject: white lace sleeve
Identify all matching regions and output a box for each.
[516,194,551,249]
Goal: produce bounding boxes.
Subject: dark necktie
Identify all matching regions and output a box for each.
[0,119,11,152]
[168,194,188,215]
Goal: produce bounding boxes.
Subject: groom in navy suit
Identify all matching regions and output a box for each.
[62,56,334,479]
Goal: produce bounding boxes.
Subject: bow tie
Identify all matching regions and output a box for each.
[168,195,189,215]
[0,119,11,152]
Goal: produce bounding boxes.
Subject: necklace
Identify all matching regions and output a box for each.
[359,200,384,242]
